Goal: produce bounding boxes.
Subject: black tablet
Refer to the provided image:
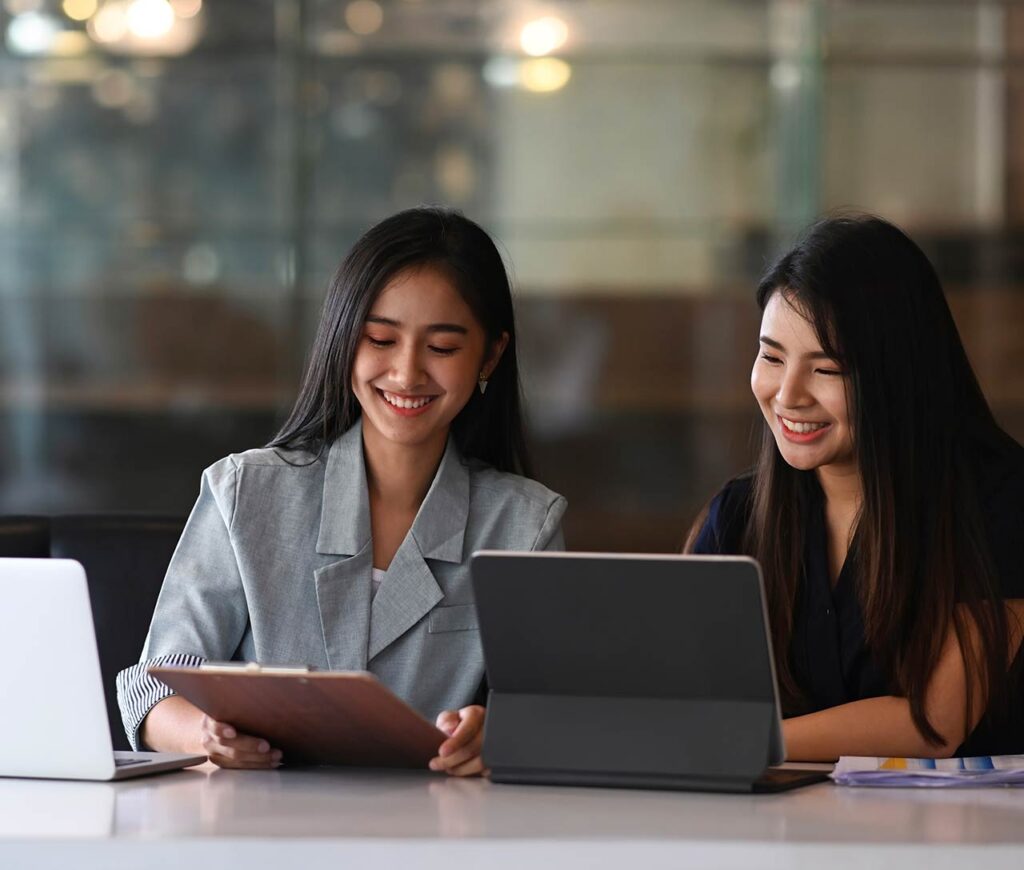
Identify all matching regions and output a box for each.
[471,552,827,793]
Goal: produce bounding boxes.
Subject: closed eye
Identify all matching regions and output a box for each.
[815,367,845,376]
[366,336,394,348]
[759,352,782,365]
[429,345,460,356]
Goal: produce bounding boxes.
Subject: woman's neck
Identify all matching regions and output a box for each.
[815,460,863,512]
[816,461,863,583]
[361,425,449,512]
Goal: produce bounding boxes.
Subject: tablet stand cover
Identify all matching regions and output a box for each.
[149,666,444,767]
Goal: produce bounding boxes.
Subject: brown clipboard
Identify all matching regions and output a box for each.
[149,665,446,767]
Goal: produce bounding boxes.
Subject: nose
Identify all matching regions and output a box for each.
[390,342,427,391]
[775,366,811,409]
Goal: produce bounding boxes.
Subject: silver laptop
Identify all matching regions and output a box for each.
[0,558,205,780]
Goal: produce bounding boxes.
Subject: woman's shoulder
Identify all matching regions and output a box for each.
[969,440,1024,598]
[466,461,566,513]
[974,441,1024,503]
[689,472,754,554]
[966,437,1024,535]
[463,462,566,550]
[713,472,755,511]
[202,446,324,490]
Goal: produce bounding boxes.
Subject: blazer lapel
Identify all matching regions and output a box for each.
[316,422,370,557]
[314,547,372,671]
[367,544,443,661]
[367,438,470,661]
[314,422,373,670]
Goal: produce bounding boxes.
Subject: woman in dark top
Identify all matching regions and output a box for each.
[688,214,1024,760]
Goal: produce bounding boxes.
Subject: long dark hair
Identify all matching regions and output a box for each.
[743,215,1016,744]
[268,207,532,476]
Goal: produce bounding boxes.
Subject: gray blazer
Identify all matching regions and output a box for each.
[116,420,566,749]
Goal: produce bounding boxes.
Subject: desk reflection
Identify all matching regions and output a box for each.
[0,778,115,838]
[5,765,1023,846]
[130,765,785,840]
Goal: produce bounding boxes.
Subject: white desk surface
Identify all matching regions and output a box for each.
[2,763,1023,869]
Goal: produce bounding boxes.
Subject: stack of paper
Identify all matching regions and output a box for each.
[832,755,1024,787]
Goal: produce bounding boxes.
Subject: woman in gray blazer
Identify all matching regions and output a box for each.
[117,209,566,776]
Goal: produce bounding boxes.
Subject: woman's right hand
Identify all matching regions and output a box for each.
[200,714,282,769]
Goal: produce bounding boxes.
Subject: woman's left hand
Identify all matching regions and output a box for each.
[430,705,487,777]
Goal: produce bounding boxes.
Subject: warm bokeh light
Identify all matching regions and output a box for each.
[51,29,92,55]
[482,55,573,94]
[126,0,175,39]
[169,0,201,18]
[62,0,98,21]
[24,56,99,82]
[345,0,383,37]
[520,57,571,93]
[519,16,568,57]
[86,0,200,54]
[88,0,128,43]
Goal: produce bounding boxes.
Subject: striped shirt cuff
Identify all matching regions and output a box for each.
[116,653,206,751]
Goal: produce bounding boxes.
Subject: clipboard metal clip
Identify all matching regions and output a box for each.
[198,661,317,675]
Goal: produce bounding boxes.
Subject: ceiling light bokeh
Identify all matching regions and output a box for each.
[62,0,98,22]
[345,0,383,37]
[482,56,520,89]
[51,29,92,55]
[169,0,201,18]
[126,0,175,40]
[6,11,61,55]
[86,0,202,56]
[519,16,568,57]
[520,57,571,93]
[88,0,129,43]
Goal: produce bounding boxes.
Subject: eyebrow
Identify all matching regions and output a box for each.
[366,315,468,336]
[759,335,833,360]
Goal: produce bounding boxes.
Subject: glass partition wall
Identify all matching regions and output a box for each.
[1,0,1022,551]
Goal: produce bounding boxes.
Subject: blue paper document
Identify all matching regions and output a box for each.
[832,755,1024,787]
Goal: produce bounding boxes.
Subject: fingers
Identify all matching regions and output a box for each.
[435,733,482,770]
[429,706,486,777]
[207,752,282,770]
[446,755,486,777]
[438,705,484,753]
[435,709,461,736]
[200,715,282,769]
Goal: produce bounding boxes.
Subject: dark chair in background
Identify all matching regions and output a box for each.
[0,517,50,558]
[0,515,184,750]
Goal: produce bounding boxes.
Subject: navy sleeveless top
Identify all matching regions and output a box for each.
[691,450,1024,756]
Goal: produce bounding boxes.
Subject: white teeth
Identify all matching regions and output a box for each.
[781,417,828,434]
[382,391,434,410]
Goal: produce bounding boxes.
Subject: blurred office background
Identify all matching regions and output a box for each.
[0,0,1021,551]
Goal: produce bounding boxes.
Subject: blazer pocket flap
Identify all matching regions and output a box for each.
[428,604,478,634]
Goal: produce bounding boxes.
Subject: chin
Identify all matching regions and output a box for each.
[378,423,429,444]
[779,455,822,472]
[773,441,825,472]
[376,419,449,449]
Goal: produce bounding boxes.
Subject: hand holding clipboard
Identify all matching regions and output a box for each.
[149,663,446,768]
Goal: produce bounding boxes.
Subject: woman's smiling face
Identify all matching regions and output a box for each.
[352,264,505,453]
[750,291,856,473]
